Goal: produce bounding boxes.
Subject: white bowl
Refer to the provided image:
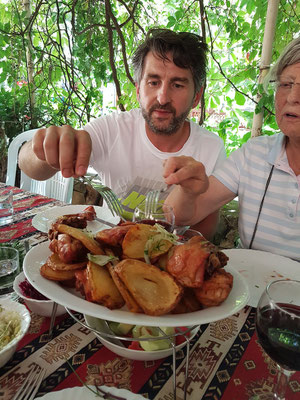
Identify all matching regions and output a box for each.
[84,314,199,361]
[13,272,66,317]
[0,297,31,368]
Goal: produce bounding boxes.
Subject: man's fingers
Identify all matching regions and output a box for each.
[74,130,92,177]
[32,128,47,161]
[31,126,91,178]
[43,126,62,169]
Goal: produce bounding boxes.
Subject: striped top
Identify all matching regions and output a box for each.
[213,133,300,262]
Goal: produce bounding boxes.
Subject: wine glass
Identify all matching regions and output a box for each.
[132,199,175,232]
[255,279,300,399]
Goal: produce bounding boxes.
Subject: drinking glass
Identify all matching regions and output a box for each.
[0,188,14,226]
[0,246,20,296]
[132,199,175,232]
[255,279,300,399]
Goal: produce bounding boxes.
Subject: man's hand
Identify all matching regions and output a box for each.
[32,125,92,178]
[163,155,209,196]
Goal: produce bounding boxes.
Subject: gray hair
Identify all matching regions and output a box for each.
[132,28,208,94]
[264,36,300,90]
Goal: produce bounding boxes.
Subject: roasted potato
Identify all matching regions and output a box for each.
[40,262,78,281]
[104,249,142,313]
[79,261,125,309]
[114,259,183,316]
[47,253,87,271]
[122,223,173,260]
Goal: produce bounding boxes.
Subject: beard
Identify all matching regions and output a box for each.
[141,103,191,135]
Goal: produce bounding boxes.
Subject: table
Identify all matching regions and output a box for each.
[1,183,300,400]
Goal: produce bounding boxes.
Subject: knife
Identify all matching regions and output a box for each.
[94,217,119,228]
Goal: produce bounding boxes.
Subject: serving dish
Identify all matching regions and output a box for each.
[84,314,199,361]
[23,241,249,327]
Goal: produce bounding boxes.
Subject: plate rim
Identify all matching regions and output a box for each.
[36,385,146,400]
[23,242,249,327]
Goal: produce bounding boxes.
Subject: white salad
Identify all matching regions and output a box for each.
[0,306,21,351]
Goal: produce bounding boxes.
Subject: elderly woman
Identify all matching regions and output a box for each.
[164,36,300,261]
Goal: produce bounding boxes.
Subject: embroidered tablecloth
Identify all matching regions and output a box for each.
[0,183,299,400]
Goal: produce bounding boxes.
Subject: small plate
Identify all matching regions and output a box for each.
[31,205,120,233]
[37,385,146,399]
[223,249,300,307]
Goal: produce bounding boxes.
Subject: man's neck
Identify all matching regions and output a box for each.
[145,120,190,152]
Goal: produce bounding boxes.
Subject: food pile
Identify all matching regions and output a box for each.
[0,306,21,351]
[108,321,192,351]
[40,206,233,316]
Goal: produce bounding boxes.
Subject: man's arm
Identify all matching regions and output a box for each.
[163,156,236,226]
[18,125,92,180]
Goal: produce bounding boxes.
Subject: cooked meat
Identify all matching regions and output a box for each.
[166,236,210,288]
[48,206,97,240]
[96,221,136,247]
[194,269,233,307]
[166,235,229,287]
[49,233,87,263]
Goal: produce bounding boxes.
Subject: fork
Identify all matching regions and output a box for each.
[79,176,123,218]
[95,184,123,218]
[12,365,46,400]
[144,185,171,218]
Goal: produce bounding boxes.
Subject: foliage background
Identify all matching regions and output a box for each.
[0,0,299,182]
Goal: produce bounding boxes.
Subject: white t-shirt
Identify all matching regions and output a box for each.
[85,108,226,214]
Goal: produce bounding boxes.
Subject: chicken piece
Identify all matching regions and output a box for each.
[96,221,136,247]
[194,269,233,307]
[166,237,210,288]
[167,235,229,287]
[48,206,97,240]
[49,233,88,263]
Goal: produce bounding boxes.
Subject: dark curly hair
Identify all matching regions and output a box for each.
[132,28,208,93]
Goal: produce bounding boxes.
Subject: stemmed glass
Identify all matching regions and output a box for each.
[255,279,300,399]
[132,199,175,232]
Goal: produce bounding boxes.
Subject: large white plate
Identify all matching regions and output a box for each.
[223,249,300,307]
[31,205,120,233]
[38,385,146,399]
[23,242,249,327]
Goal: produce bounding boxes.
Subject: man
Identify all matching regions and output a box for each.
[19,28,226,239]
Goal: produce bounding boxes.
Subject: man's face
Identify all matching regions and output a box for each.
[136,51,201,135]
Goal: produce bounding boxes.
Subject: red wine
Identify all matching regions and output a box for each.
[256,303,300,371]
[138,219,173,232]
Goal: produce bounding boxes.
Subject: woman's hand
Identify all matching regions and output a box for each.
[163,155,209,196]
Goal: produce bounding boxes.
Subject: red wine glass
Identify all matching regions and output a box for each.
[255,279,300,399]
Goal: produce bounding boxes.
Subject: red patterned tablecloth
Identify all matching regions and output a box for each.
[0,183,299,400]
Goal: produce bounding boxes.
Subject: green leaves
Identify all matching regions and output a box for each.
[0,0,298,157]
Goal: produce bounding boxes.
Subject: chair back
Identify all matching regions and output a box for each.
[6,129,74,203]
